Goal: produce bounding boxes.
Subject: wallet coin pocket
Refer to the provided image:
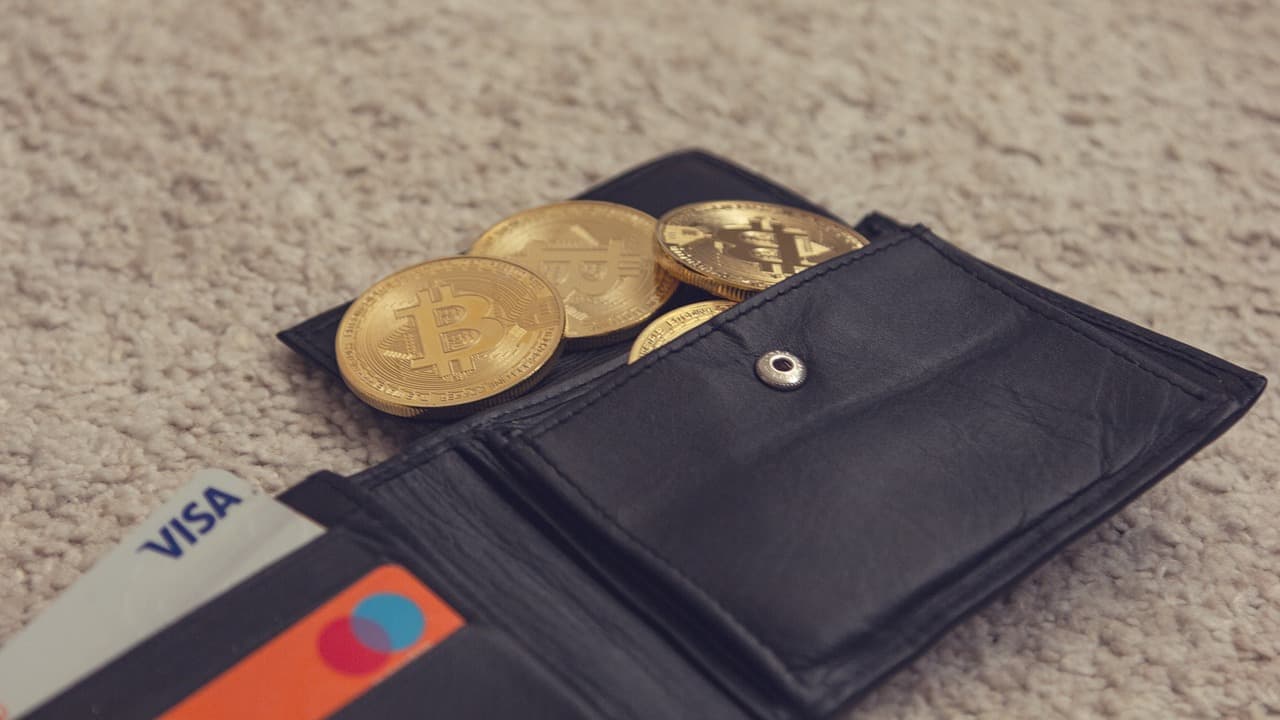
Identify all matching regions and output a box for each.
[491,225,1250,715]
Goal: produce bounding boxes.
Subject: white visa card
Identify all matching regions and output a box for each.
[0,469,324,719]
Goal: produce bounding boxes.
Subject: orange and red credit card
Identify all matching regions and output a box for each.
[161,564,465,720]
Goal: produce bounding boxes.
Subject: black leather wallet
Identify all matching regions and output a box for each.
[39,151,1264,719]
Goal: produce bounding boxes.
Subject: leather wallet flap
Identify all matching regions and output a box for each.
[489,224,1260,716]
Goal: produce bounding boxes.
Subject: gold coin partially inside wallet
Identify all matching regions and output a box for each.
[335,200,869,417]
[627,299,736,363]
[656,200,870,300]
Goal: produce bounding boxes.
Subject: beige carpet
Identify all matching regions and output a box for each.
[1,1,1277,716]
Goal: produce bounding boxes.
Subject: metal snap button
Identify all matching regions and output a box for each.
[756,350,807,391]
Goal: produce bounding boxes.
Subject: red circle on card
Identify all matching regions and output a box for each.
[316,617,390,675]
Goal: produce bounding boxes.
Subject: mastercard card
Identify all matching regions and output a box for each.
[159,564,465,720]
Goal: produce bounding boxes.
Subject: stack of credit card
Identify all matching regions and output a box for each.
[0,470,468,719]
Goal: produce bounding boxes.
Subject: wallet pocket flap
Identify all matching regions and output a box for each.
[498,227,1248,715]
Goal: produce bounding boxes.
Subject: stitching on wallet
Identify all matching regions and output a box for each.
[915,234,1207,401]
[358,360,609,488]
[1006,276,1259,391]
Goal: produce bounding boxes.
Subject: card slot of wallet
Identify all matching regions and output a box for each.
[337,443,761,720]
[485,225,1261,716]
[30,518,604,720]
[27,528,383,720]
[330,625,594,720]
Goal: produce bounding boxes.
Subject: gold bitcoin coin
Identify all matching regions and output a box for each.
[627,299,736,363]
[656,201,870,300]
[469,201,679,345]
[335,256,565,418]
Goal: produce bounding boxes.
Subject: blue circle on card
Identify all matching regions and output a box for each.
[352,592,425,652]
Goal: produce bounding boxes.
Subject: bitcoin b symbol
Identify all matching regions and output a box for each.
[393,285,504,373]
[537,227,641,297]
[711,216,816,275]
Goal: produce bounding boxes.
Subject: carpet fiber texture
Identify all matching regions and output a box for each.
[1,1,1277,717]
